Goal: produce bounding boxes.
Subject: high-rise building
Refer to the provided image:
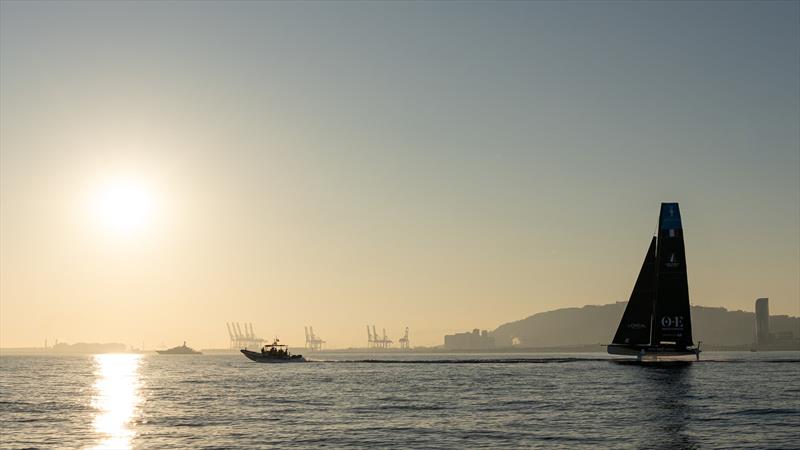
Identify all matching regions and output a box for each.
[755,297,770,346]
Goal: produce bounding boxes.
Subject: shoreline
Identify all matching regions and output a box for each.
[3,345,798,355]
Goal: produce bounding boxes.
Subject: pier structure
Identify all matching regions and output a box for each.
[227,322,266,349]
[399,327,410,350]
[304,326,325,351]
[367,325,393,349]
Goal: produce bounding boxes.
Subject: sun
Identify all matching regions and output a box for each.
[92,178,156,235]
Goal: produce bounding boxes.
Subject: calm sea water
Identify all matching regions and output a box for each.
[1,351,798,449]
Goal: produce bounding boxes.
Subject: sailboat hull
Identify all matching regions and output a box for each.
[607,344,700,361]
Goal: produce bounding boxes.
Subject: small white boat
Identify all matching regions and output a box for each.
[157,341,202,355]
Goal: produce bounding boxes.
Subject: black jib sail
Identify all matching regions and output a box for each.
[612,237,656,346]
[651,202,694,348]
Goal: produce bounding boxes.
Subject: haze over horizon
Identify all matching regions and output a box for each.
[2,2,798,349]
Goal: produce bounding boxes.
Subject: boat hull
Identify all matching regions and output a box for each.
[607,344,700,361]
[240,349,306,363]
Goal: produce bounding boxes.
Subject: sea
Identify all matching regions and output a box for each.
[1,351,798,449]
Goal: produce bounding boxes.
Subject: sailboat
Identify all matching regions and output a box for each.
[608,203,701,361]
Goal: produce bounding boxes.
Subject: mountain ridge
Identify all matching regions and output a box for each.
[492,303,800,348]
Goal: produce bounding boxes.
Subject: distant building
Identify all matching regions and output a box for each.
[755,298,770,346]
[775,331,794,341]
[444,329,495,350]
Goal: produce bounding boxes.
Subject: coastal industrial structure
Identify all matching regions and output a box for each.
[399,327,410,350]
[226,322,266,350]
[367,325,393,349]
[444,329,495,350]
[304,326,325,351]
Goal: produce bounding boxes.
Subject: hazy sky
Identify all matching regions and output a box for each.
[1,1,798,349]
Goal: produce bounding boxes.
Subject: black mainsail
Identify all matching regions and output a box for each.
[651,202,693,348]
[608,202,698,359]
[611,237,656,346]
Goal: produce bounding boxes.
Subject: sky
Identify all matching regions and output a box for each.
[1,1,798,349]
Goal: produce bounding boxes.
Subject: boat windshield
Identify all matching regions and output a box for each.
[261,343,290,356]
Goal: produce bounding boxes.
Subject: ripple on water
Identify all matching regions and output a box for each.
[1,352,798,448]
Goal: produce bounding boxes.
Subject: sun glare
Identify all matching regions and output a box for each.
[92,178,156,235]
[91,354,143,449]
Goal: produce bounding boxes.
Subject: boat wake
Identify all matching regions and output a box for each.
[305,357,608,364]
[301,357,799,364]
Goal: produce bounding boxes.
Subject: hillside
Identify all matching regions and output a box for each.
[492,303,800,347]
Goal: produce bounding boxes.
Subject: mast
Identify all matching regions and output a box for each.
[649,234,657,347]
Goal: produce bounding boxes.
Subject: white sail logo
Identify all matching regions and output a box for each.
[666,253,680,268]
[660,316,684,329]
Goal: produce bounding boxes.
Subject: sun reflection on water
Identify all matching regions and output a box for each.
[90,354,143,450]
